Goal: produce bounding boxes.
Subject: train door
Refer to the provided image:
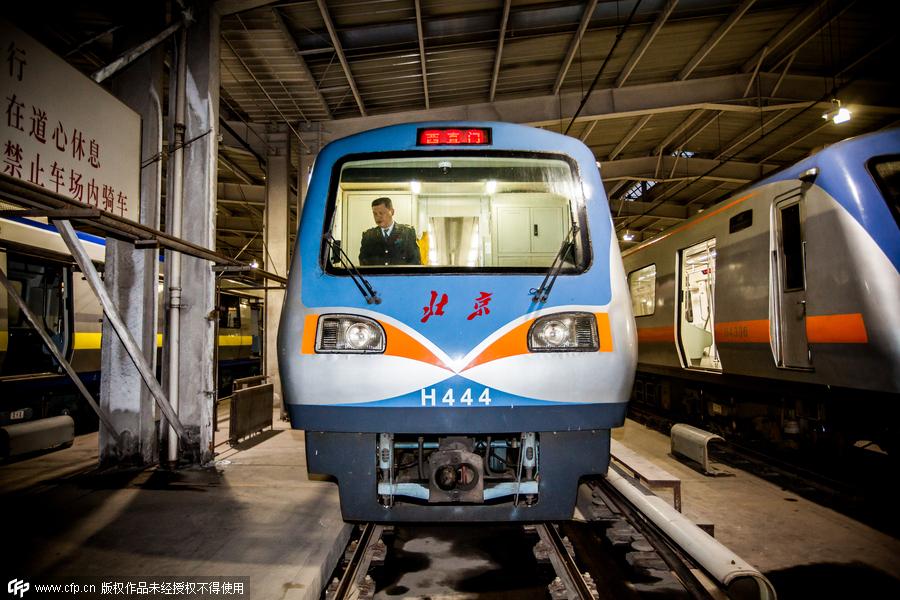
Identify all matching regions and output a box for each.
[773,196,812,369]
[676,239,721,371]
[0,252,72,376]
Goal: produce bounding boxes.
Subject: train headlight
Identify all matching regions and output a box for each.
[528,312,599,352]
[315,315,385,353]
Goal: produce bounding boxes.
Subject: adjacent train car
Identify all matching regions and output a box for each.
[0,215,263,433]
[622,128,900,456]
[279,122,637,521]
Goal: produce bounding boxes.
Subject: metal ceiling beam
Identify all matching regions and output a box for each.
[740,0,830,72]
[605,179,631,199]
[320,73,897,142]
[766,0,856,74]
[684,181,732,208]
[218,153,258,185]
[608,115,652,160]
[221,35,311,151]
[489,0,512,102]
[218,215,264,232]
[414,0,430,109]
[552,0,599,96]
[315,0,367,116]
[600,155,777,183]
[615,0,677,88]
[760,120,830,163]
[578,120,597,142]
[652,109,706,155]
[609,198,688,220]
[218,182,265,202]
[678,0,757,80]
[218,0,280,16]
[713,108,793,161]
[285,1,653,56]
[271,7,332,119]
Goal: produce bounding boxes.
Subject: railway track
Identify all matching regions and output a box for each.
[321,476,728,600]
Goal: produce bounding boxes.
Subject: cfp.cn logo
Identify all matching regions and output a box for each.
[7,579,29,598]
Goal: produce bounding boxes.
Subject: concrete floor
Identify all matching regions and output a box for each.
[613,419,900,598]
[0,410,351,600]
[2,416,898,599]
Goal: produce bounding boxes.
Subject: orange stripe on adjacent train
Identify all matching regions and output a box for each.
[806,313,868,344]
[636,326,674,343]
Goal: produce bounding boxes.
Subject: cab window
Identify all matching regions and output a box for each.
[325,154,588,272]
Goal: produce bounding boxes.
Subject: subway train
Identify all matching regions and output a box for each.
[623,128,900,457]
[278,122,637,521]
[0,215,263,434]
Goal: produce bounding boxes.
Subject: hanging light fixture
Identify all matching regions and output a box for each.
[822,99,851,124]
[623,230,635,242]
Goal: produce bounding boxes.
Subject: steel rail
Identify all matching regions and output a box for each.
[535,523,597,600]
[327,523,384,600]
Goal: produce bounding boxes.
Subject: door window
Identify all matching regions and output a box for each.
[780,203,805,291]
[678,239,721,370]
[628,264,656,317]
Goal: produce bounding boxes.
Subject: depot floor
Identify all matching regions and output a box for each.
[1,413,898,599]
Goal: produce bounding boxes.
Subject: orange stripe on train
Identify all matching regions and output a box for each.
[806,313,868,344]
[636,326,674,343]
[715,319,770,343]
[462,319,532,371]
[596,313,614,352]
[380,321,450,369]
[301,314,318,354]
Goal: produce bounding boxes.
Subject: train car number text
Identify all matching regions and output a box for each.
[421,387,492,407]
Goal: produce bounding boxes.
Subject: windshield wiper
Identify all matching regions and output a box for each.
[530,224,578,304]
[323,233,381,305]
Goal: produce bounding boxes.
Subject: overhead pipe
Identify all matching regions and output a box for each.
[605,468,777,600]
[92,13,190,83]
[166,26,188,463]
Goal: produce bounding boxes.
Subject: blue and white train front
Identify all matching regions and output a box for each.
[278,123,637,521]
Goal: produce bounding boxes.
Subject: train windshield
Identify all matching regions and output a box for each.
[325,154,588,272]
[868,155,900,227]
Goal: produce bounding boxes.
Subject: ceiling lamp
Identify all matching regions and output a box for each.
[822,99,851,124]
[622,230,635,242]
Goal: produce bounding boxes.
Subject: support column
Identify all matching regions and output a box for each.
[164,2,219,464]
[100,4,165,466]
[265,124,290,408]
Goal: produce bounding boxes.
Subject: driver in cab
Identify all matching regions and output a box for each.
[359,197,421,266]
